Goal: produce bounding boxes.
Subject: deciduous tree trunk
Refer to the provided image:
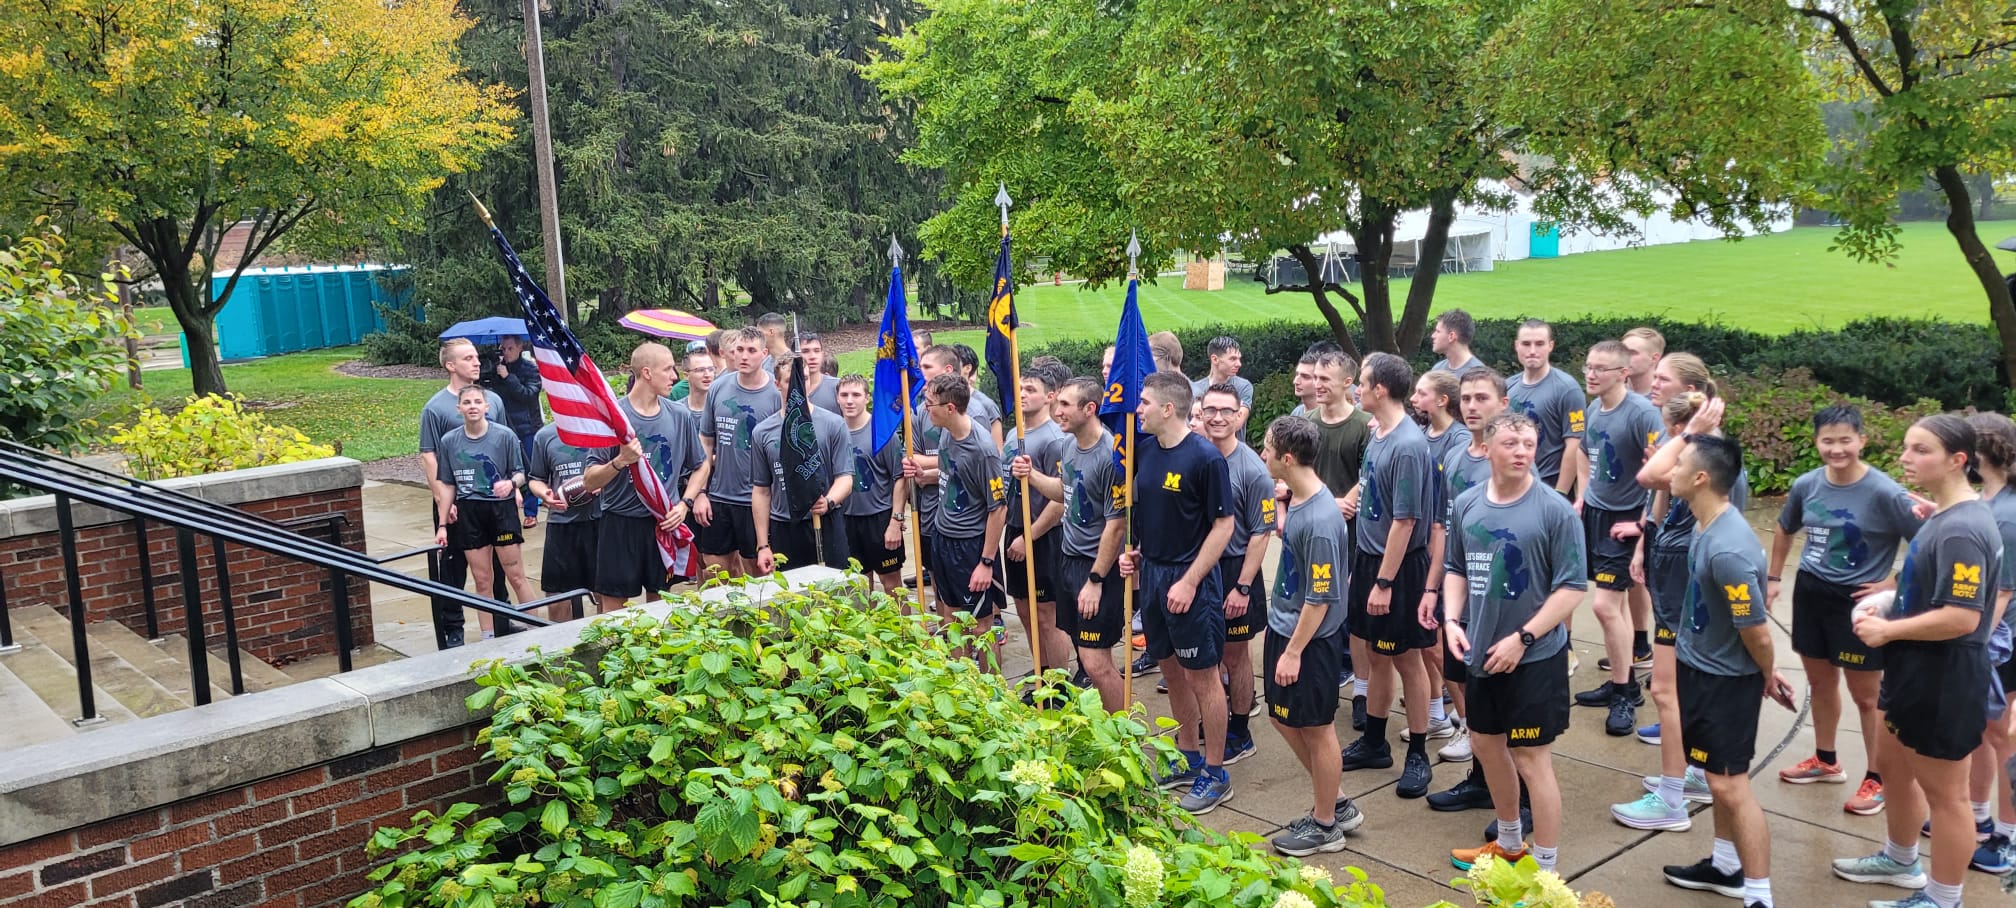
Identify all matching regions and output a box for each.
[1934,165,2016,387]
[1397,192,1459,355]
[1286,244,1361,360]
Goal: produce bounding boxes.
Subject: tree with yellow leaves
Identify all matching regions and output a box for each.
[0,0,516,395]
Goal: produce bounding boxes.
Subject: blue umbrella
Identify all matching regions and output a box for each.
[439,317,528,344]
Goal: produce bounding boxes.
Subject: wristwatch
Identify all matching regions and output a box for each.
[1088,570,1107,585]
[1234,582,1253,596]
[681,496,694,508]
[1373,577,1394,591]
[981,556,1000,570]
[1518,629,1537,647]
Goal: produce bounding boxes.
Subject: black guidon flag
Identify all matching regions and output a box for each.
[781,355,823,517]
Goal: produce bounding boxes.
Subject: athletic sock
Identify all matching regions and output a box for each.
[1498,819,1524,853]
[1657,775,1686,811]
[1408,735,1427,758]
[1925,878,1963,908]
[1710,838,1740,875]
[1354,677,1370,698]
[1182,749,1204,771]
[1866,770,1883,785]
[1995,818,2016,840]
[1632,630,1648,652]
[1816,748,1838,766]
[1741,878,1772,908]
[1364,715,1389,744]
[1531,844,1557,871]
[1972,800,1991,824]
[1428,696,1447,724]
[1466,761,1487,788]
[1228,712,1250,739]
[1883,838,1918,867]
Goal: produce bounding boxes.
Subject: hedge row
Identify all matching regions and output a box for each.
[1018,316,2007,413]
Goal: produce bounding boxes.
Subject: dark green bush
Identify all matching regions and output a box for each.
[1718,367,1943,495]
[1746,319,2003,413]
[1249,372,1301,439]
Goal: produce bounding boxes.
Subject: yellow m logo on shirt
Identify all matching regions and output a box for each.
[1723,583,1750,602]
[1310,563,1333,581]
[1954,563,1982,585]
[1162,472,1182,491]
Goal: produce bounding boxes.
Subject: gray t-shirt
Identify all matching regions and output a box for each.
[1271,493,1350,639]
[1442,442,1492,527]
[1444,481,1584,674]
[418,386,505,455]
[1356,418,1434,556]
[593,397,704,519]
[934,423,1005,539]
[1221,442,1277,560]
[434,424,524,501]
[1778,466,1923,586]
[1003,420,1066,530]
[910,391,1002,533]
[806,377,840,414]
[750,406,851,521]
[1991,488,2016,597]
[1893,499,2002,646]
[1652,431,1751,551]
[1677,505,1772,676]
[707,376,782,505]
[1058,430,1120,559]
[1431,354,1485,376]
[1191,375,1255,408]
[844,420,905,517]
[1583,392,1662,511]
[968,389,1004,439]
[1426,424,1472,528]
[1506,367,1586,484]
[527,423,600,524]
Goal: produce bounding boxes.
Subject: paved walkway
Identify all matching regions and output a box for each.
[358,480,2010,906]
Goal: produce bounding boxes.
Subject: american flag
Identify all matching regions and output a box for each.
[482,210,698,577]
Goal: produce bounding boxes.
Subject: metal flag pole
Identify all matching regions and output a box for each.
[997,186,1045,697]
[893,237,928,613]
[1121,230,1140,709]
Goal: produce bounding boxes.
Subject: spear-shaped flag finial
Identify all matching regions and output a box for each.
[468,191,496,229]
[995,183,1012,231]
[1127,229,1141,276]
[888,235,905,267]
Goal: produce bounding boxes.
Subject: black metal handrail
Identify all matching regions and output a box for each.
[0,445,586,725]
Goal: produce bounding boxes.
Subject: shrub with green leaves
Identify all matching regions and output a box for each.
[352,579,1402,908]
[111,394,337,479]
[0,229,136,453]
[1718,367,1942,495]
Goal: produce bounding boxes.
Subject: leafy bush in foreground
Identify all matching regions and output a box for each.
[1718,367,1942,495]
[352,577,1402,908]
[111,394,336,479]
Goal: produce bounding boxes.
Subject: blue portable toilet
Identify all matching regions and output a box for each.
[185,265,410,365]
[1530,222,1561,259]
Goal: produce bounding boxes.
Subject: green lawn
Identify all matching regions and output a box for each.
[133,306,174,337]
[99,347,441,463]
[835,218,2016,374]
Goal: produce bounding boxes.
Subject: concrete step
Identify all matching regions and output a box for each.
[155,633,296,694]
[0,618,139,729]
[0,653,79,748]
[10,607,187,719]
[282,643,405,682]
[78,613,232,704]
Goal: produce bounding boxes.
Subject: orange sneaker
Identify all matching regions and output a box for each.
[1845,777,1885,816]
[1131,634,1147,650]
[1778,755,1847,784]
[1451,839,1529,871]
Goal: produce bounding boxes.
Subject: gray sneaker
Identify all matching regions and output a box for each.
[1272,812,1353,856]
[1830,852,1928,889]
[1178,767,1234,814]
[1400,716,1457,742]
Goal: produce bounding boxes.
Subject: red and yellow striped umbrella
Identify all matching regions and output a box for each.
[617,308,716,341]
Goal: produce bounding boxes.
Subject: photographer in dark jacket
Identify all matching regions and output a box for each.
[480,335,547,528]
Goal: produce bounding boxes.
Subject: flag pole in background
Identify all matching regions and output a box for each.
[875,237,929,613]
[986,184,1044,697]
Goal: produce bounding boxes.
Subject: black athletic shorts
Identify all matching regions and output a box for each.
[449,499,522,552]
[769,514,850,572]
[844,509,905,576]
[1055,554,1125,648]
[1678,662,1764,775]
[1465,647,1570,746]
[698,500,760,559]
[1648,547,1688,646]
[1139,557,1225,671]
[1003,524,1060,601]
[1347,547,1433,654]
[1222,554,1269,643]
[1880,640,1991,762]
[1443,619,1469,683]
[1265,630,1344,727]
[1791,573,1883,670]
[928,532,1004,619]
[1583,505,1641,591]
[594,513,670,600]
[540,519,599,595]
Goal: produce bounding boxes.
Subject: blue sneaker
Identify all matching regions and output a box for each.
[1178,766,1234,814]
[1973,833,2013,873]
[1922,816,1994,841]
[1224,734,1257,766]
[1866,892,1938,908]
[1156,752,1203,791]
[1636,722,1661,745]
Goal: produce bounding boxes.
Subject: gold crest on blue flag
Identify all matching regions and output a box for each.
[983,233,1018,415]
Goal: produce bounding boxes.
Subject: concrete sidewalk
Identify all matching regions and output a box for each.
[359,479,2010,906]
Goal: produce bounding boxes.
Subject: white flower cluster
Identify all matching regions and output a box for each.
[1271,891,1316,908]
[1297,865,1332,887]
[1122,844,1164,908]
[1006,759,1055,790]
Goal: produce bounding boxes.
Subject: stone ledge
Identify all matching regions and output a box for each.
[0,457,364,538]
[0,566,850,848]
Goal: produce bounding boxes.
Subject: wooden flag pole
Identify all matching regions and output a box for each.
[996,186,1044,693]
[1120,233,1142,710]
[901,361,927,613]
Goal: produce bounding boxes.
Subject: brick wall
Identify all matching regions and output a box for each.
[0,725,490,908]
[0,488,373,666]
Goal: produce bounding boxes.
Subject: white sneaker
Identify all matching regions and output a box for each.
[1438,719,1473,762]
[1400,716,1456,742]
[1567,650,1580,676]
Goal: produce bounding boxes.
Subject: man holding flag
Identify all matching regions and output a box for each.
[871,244,927,604]
[751,355,853,572]
[579,343,707,612]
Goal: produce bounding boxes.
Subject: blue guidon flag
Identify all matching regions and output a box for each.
[871,261,924,455]
[1099,275,1157,505]
[473,197,696,576]
[983,232,1019,416]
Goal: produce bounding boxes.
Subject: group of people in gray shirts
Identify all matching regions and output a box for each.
[417,311,2014,908]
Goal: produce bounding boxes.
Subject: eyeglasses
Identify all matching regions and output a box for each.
[1199,406,1239,418]
[687,365,717,375]
[1583,365,1626,374]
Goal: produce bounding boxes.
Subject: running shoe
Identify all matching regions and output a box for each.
[1641,769,1714,804]
[1155,758,1201,791]
[1605,693,1638,736]
[1611,791,1692,831]
[1340,736,1394,771]
[1400,716,1457,742]
[1971,833,2013,874]
[1636,722,1661,745]
[1271,812,1355,857]
[1845,777,1886,816]
[1337,669,1356,690]
[1428,774,1494,812]
[1350,695,1367,731]
[1248,696,1266,718]
[1156,677,1170,694]
[1397,751,1434,799]
[1777,755,1847,785]
[1131,652,1159,676]
[1866,893,1938,908]
[1438,720,1473,762]
[1069,664,1092,688]
[1223,733,1257,766]
[1482,808,1533,843]
[1452,840,1528,872]
[1830,852,1928,889]
[1178,767,1234,814]
[1597,649,1654,672]
[1662,857,1741,898]
[1921,816,1994,842]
